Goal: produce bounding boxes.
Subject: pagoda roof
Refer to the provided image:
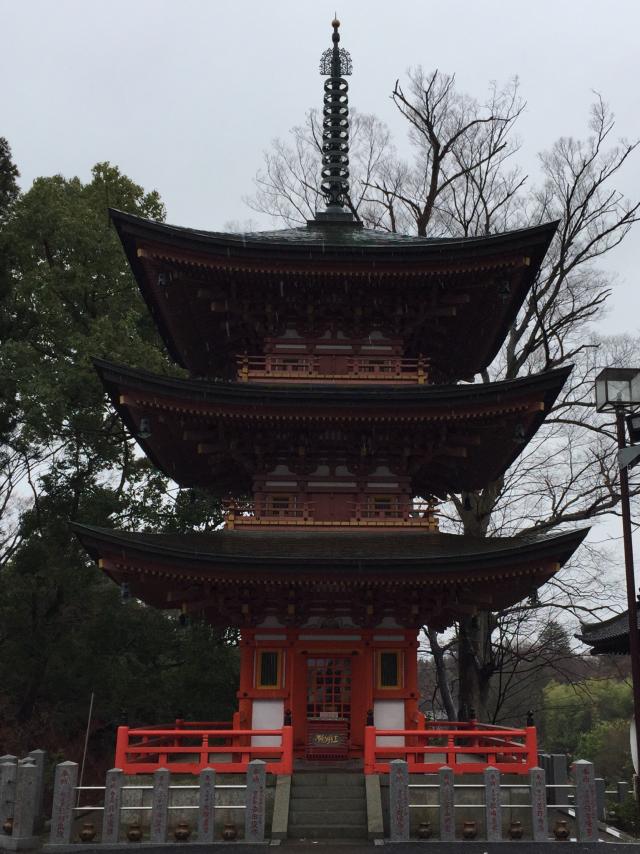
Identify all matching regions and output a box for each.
[575,606,638,655]
[111,209,557,381]
[94,358,571,497]
[111,208,557,257]
[73,523,587,629]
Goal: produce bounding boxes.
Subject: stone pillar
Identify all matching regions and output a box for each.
[550,753,568,806]
[484,766,501,841]
[617,780,629,804]
[245,760,266,843]
[197,768,216,844]
[149,768,170,844]
[595,777,606,822]
[573,759,598,842]
[529,766,548,842]
[26,750,46,832]
[389,759,409,842]
[0,762,17,827]
[438,765,455,841]
[11,761,38,846]
[101,769,123,844]
[49,761,78,845]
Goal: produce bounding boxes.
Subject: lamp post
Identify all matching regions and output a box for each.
[595,367,640,779]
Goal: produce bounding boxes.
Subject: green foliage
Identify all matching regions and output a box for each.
[539,678,633,783]
[575,719,634,783]
[0,137,19,225]
[540,678,633,756]
[0,158,234,760]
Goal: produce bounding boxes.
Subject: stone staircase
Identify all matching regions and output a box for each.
[288,772,368,840]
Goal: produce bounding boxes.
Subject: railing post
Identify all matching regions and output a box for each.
[447,734,455,768]
[114,725,129,772]
[102,768,123,844]
[150,768,170,843]
[439,765,455,841]
[198,768,216,844]
[11,760,39,847]
[529,766,548,842]
[281,726,293,775]
[389,759,409,842]
[245,759,266,843]
[525,726,538,770]
[364,726,376,775]
[573,759,598,842]
[0,759,17,829]
[49,761,78,845]
[484,766,501,841]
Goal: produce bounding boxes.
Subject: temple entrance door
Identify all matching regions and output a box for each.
[305,656,352,760]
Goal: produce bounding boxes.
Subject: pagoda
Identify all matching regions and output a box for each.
[74,20,587,774]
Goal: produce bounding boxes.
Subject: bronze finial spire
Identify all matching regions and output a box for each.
[314,17,356,224]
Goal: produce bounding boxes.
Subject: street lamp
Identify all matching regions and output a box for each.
[594,367,640,781]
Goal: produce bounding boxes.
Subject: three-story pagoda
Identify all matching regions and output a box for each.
[74,20,587,772]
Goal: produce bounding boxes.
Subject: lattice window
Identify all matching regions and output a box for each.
[306,657,352,720]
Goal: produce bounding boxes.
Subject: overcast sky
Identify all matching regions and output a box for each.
[3,0,639,332]
[3,1,640,608]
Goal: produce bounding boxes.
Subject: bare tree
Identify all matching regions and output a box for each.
[248,72,640,721]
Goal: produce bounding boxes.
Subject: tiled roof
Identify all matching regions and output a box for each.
[73,523,587,572]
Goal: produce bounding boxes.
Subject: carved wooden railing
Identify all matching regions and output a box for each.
[236,354,429,384]
[224,499,439,530]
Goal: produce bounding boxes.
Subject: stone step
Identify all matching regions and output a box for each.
[291,773,365,786]
[288,824,368,840]
[290,790,366,803]
[290,795,366,810]
[290,810,366,825]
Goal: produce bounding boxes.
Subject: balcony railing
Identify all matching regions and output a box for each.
[115,722,294,775]
[363,722,538,775]
[236,354,429,384]
[224,499,439,530]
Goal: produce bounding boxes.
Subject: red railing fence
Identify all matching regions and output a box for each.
[363,722,537,775]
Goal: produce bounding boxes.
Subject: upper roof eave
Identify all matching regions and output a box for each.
[109,207,558,264]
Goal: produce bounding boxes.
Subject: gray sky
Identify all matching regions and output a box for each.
[3,0,639,615]
[3,0,639,334]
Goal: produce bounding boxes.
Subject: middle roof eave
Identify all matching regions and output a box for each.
[93,358,572,413]
[72,522,588,572]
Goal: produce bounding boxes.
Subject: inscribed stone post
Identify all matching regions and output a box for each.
[101,769,123,844]
[150,768,170,844]
[529,766,548,842]
[197,768,216,844]
[573,759,598,842]
[484,766,501,841]
[49,761,78,845]
[438,765,455,841]
[11,762,38,843]
[245,760,266,843]
[389,759,409,842]
[26,750,46,831]
[617,781,629,804]
[0,763,17,826]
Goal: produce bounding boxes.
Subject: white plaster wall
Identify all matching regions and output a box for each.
[374,699,405,746]
[251,699,284,746]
